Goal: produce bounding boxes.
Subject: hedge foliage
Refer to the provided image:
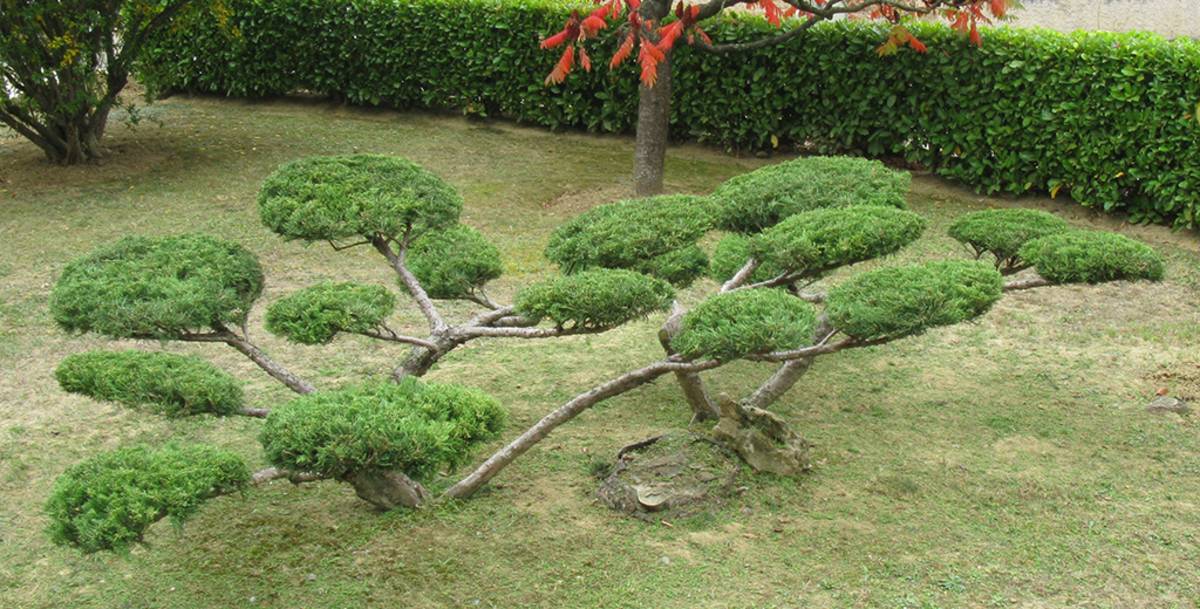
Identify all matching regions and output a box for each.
[709,234,784,284]
[260,380,505,480]
[51,234,263,339]
[711,157,910,233]
[56,350,243,416]
[514,268,674,329]
[46,444,250,553]
[750,206,926,275]
[138,0,1200,226]
[948,208,1070,265]
[1019,231,1165,284]
[825,260,1004,341]
[258,155,462,242]
[266,281,396,344]
[672,288,816,361]
[407,225,503,299]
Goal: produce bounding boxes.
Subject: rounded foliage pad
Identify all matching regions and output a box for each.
[406,225,503,299]
[56,350,243,416]
[826,260,1004,341]
[751,206,925,275]
[45,444,250,553]
[51,234,263,339]
[1018,231,1164,284]
[260,380,506,480]
[266,281,395,345]
[545,194,712,274]
[633,244,710,288]
[709,234,785,284]
[672,289,817,361]
[514,269,674,330]
[948,208,1070,263]
[258,155,462,241]
[711,156,910,233]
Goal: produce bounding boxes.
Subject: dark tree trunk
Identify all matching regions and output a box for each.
[633,54,672,196]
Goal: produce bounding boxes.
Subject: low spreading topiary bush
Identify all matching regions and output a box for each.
[514,268,674,329]
[750,206,926,276]
[45,153,1166,552]
[1019,231,1166,284]
[825,260,1004,341]
[50,234,263,339]
[258,154,462,242]
[406,225,503,300]
[672,289,817,361]
[948,208,1071,270]
[45,444,250,553]
[56,350,243,416]
[260,380,505,480]
[710,157,910,233]
[266,282,396,345]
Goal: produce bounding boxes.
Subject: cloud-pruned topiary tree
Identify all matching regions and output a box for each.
[46,153,1164,552]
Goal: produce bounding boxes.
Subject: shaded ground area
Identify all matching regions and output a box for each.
[1,96,1199,608]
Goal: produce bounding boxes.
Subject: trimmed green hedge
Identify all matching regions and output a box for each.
[140,0,1200,227]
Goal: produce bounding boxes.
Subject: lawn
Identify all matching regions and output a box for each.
[1,96,1199,609]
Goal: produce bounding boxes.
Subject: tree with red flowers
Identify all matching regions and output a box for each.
[540,0,1018,195]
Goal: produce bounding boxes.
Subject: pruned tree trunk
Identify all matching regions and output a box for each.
[744,359,814,409]
[343,469,430,510]
[633,54,672,196]
[659,302,718,421]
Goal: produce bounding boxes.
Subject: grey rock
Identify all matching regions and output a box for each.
[1147,396,1191,415]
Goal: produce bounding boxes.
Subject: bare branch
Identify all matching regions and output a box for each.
[1003,276,1055,291]
[237,407,270,418]
[721,258,761,292]
[250,467,325,485]
[371,236,447,333]
[444,357,720,499]
[357,326,440,350]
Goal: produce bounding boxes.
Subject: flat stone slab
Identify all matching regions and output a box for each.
[1147,396,1191,415]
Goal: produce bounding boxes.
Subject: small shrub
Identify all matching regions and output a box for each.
[259,380,506,480]
[710,157,910,233]
[258,155,462,242]
[266,282,396,345]
[1018,231,1165,284]
[45,444,250,553]
[50,234,263,339]
[406,225,503,299]
[56,350,243,416]
[672,289,817,360]
[545,194,712,274]
[825,260,1004,341]
[948,208,1070,263]
[750,206,926,275]
[514,268,674,329]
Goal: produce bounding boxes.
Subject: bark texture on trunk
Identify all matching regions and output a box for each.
[344,469,430,510]
[744,359,814,409]
[633,55,672,196]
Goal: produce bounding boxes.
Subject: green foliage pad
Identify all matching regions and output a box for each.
[514,269,674,330]
[50,234,263,339]
[266,282,396,345]
[948,208,1070,265]
[56,350,243,416]
[711,157,910,233]
[46,444,250,553]
[751,206,926,275]
[407,225,503,299]
[672,289,817,361]
[1019,231,1165,284]
[709,234,785,284]
[826,260,1004,341]
[260,380,506,480]
[258,155,462,241]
